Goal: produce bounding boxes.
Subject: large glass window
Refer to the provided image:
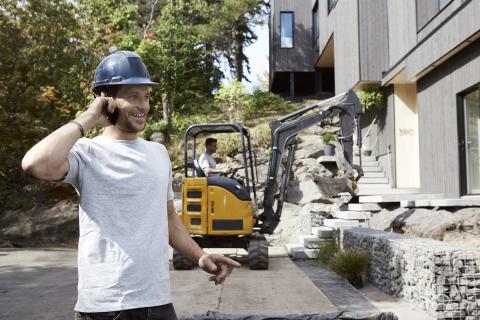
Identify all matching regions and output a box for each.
[439,0,452,10]
[464,88,480,194]
[312,2,319,43]
[280,12,293,48]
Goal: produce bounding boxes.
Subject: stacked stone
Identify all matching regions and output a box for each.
[341,228,480,320]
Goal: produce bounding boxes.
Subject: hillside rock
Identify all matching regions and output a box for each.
[369,207,480,248]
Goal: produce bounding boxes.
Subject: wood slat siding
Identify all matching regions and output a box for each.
[406,0,480,80]
[330,0,360,93]
[386,0,417,67]
[416,0,440,31]
[417,38,480,197]
[358,0,389,82]
[271,0,315,72]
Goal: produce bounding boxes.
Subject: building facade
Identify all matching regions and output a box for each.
[269,0,480,198]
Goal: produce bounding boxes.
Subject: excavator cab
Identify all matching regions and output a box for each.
[176,123,268,270]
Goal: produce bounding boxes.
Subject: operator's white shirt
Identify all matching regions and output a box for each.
[198,152,216,173]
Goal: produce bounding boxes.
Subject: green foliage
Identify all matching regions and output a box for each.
[357,87,384,113]
[328,249,369,288]
[251,123,271,148]
[215,133,242,158]
[315,239,339,265]
[244,89,290,120]
[171,114,210,138]
[321,132,336,144]
[215,80,248,121]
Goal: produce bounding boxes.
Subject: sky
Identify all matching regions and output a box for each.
[243,19,269,92]
[220,17,269,92]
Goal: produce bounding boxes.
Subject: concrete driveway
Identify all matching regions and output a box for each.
[0,248,335,320]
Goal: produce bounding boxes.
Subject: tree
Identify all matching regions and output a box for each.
[137,0,222,138]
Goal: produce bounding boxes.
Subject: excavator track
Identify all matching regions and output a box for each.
[247,235,269,270]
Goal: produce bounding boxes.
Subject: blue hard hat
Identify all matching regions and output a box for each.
[92,50,157,95]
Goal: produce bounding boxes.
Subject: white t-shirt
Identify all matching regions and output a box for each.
[63,136,173,312]
[198,152,217,173]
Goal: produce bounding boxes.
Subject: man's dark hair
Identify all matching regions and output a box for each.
[94,85,120,98]
[205,138,217,147]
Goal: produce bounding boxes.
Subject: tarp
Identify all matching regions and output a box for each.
[192,311,398,320]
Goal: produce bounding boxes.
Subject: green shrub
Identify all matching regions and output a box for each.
[357,87,384,113]
[315,239,339,265]
[251,123,271,148]
[171,114,209,137]
[243,89,289,120]
[214,80,248,121]
[321,132,336,144]
[328,249,369,288]
[215,133,241,158]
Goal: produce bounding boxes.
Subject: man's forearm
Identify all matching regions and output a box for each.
[22,112,97,180]
[167,201,204,263]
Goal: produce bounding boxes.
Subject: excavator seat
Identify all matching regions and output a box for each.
[193,159,206,177]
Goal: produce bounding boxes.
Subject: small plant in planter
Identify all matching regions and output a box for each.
[322,132,336,156]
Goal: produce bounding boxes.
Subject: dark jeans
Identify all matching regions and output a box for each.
[74,304,177,320]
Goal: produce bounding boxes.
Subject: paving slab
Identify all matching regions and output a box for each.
[357,188,420,196]
[348,203,382,212]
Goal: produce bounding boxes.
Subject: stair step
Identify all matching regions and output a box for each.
[357,188,420,196]
[311,226,334,238]
[358,177,389,184]
[348,203,382,212]
[363,171,385,178]
[331,210,371,220]
[353,156,376,162]
[323,219,360,229]
[360,161,379,167]
[356,166,383,172]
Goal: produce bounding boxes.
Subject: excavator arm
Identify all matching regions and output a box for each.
[258,90,363,234]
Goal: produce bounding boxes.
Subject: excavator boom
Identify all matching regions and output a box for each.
[258,90,362,234]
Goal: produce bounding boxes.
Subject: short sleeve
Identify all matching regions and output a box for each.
[61,139,88,190]
[199,154,209,170]
[167,163,174,201]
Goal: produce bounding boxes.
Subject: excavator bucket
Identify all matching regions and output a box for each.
[310,173,353,197]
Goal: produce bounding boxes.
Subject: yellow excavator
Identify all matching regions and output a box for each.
[173,90,364,270]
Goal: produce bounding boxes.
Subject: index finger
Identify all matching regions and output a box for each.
[218,256,241,268]
[100,91,106,97]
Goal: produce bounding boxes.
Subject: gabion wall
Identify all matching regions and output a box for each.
[342,228,480,320]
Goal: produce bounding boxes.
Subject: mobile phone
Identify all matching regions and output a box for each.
[104,93,119,125]
[106,107,119,125]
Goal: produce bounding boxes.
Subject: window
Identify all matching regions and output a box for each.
[280,12,293,48]
[312,2,319,43]
[328,0,338,14]
[463,87,480,194]
[439,0,451,10]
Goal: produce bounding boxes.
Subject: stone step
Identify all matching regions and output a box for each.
[358,177,389,184]
[363,171,385,178]
[347,203,382,212]
[359,161,379,167]
[401,197,480,208]
[298,235,325,249]
[356,188,420,196]
[285,244,317,259]
[331,210,371,220]
[311,226,334,238]
[323,219,360,229]
[359,193,446,204]
[357,183,391,188]
[359,166,383,172]
[353,156,376,162]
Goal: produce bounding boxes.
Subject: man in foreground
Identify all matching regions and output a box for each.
[22,50,240,320]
